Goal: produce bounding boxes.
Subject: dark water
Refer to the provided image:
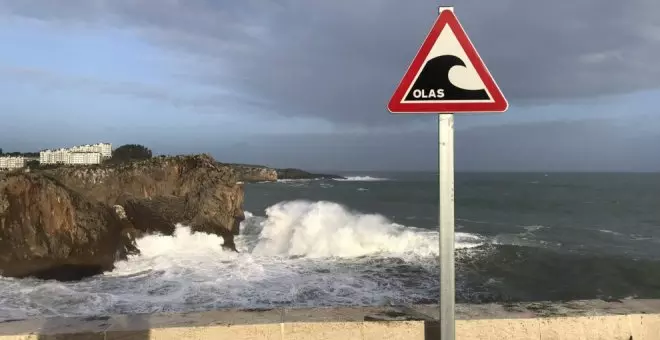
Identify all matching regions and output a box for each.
[244,172,660,302]
[1,172,658,321]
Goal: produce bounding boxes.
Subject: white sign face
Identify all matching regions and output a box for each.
[388,8,508,113]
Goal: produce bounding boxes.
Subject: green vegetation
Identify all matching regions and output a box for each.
[26,160,40,169]
[223,162,269,169]
[107,144,153,164]
[0,150,39,157]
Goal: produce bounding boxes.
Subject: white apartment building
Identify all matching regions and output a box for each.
[0,156,26,170]
[40,148,67,164]
[68,143,112,158]
[40,143,112,165]
[68,152,101,165]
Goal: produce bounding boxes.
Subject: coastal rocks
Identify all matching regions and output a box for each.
[45,154,245,250]
[0,173,134,280]
[224,163,345,182]
[0,154,245,280]
[276,168,344,180]
[223,164,278,183]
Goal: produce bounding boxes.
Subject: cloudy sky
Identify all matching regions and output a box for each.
[1,0,659,171]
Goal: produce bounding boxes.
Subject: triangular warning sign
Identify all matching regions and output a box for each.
[388,8,507,114]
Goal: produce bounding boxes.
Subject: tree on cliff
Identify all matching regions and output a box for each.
[0,151,38,157]
[26,160,40,169]
[108,144,153,163]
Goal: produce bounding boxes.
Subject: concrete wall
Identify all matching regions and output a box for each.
[0,299,658,339]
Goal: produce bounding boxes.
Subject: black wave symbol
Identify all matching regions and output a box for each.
[405,55,490,101]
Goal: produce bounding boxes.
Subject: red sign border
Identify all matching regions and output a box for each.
[388,9,508,114]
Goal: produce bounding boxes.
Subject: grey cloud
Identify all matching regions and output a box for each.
[0,66,264,109]
[199,119,660,172]
[2,1,660,125]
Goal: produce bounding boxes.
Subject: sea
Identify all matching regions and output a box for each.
[1,172,659,321]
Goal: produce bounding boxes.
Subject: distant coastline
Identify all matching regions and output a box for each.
[0,145,345,180]
[221,162,345,182]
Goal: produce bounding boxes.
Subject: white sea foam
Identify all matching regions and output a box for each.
[334,176,389,182]
[250,200,481,258]
[276,179,313,183]
[522,225,545,233]
[630,234,653,241]
[598,229,623,236]
[0,200,483,321]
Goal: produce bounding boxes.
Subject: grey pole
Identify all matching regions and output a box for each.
[438,111,455,340]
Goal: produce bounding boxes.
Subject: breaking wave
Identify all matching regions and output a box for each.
[0,200,483,321]
[249,200,481,258]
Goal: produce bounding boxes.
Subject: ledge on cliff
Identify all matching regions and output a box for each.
[0,154,245,281]
[222,162,344,182]
[275,168,344,180]
[220,163,277,182]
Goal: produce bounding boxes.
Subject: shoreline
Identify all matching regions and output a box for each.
[1,299,658,339]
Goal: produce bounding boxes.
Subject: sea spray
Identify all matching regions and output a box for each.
[0,200,483,321]
[333,176,389,181]
[251,200,442,258]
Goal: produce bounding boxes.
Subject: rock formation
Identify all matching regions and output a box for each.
[225,164,277,182]
[275,168,344,180]
[0,154,244,281]
[224,163,344,182]
[44,154,245,248]
[0,173,136,280]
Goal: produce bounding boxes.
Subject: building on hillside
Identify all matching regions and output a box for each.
[0,156,26,170]
[68,152,101,165]
[40,148,67,164]
[39,143,111,165]
[68,143,112,158]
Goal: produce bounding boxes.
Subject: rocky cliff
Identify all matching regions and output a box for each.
[275,168,344,180]
[224,163,344,182]
[0,154,244,280]
[44,154,245,248]
[225,164,277,182]
[0,173,136,280]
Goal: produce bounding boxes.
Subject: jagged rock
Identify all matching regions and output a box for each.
[223,163,344,182]
[223,164,278,183]
[113,205,128,220]
[276,168,344,180]
[0,154,245,281]
[113,205,140,256]
[44,154,245,250]
[0,173,134,280]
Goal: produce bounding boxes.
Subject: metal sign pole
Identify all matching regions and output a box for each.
[438,112,455,340]
[387,6,504,338]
